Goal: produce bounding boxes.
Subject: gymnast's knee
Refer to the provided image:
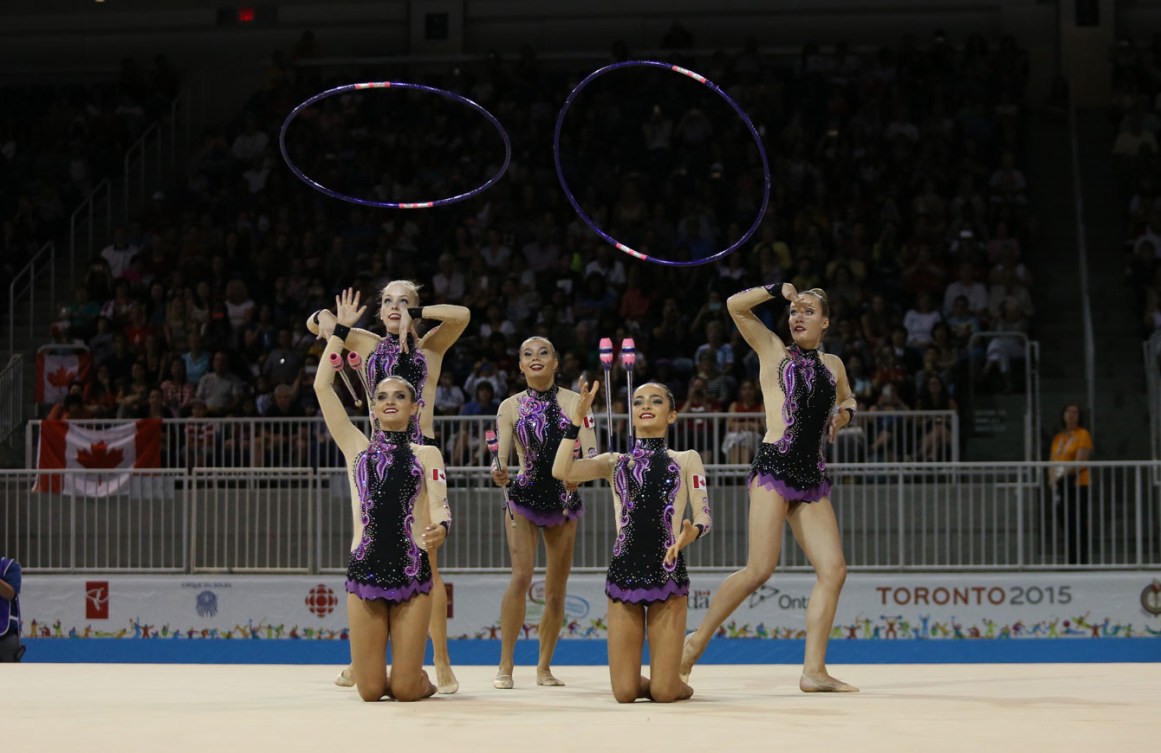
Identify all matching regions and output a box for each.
[742,563,777,591]
[818,562,848,590]
[612,685,639,704]
[357,682,387,702]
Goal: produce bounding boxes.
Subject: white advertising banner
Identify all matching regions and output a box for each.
[20,571,1161,642]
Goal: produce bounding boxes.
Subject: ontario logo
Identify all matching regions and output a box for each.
[1141,580,1161,618]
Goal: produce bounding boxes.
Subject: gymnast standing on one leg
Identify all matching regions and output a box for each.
[310,280,468,694]
[490,337,597,689]
[315,288,450,702]
[680,283,859,692]
[553,379,711,703]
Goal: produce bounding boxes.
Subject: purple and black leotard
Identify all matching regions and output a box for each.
[749,345,836,502]
[508,385,584,527]
[345,430,432,603]
[606,437,689,604]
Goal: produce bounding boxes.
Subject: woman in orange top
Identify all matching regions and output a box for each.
[1049,404,1093,565]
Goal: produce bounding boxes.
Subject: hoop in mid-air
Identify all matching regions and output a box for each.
[280,81,512,209]
[553,60,771,267]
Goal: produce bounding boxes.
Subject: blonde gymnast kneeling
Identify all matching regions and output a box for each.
[554,379,711,703]
[316,289,450,702]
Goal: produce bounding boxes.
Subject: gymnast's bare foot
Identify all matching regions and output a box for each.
[800,671,859,693]
[679,632,702,684]
[435,664,459,695]
[536,669,565,686]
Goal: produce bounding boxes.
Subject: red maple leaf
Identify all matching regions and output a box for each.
[47,367,76,387]
[77,441,125,469]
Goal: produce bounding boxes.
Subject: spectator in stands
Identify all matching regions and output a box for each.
[1049,404,1094,565]
[195,351,244,416]
[1113,110,1158,160]
[100,333,136,384]
[231,115,269,163]
[432,253,466,303]
[160,356,195,417]
[46,383,92,421]
[116,360,152,418]
[61,285,101,342]
[903,291,943,348]
[694,320,735,374]
[182,333,210,385]
[260,383,309,467]
[914,375,956,462]
[943,262,989,318]
[678,375,721,454]
[866,383,909,462]
[100,226,139,280]
[583,245,626,289]
[433,372,465,417]
[981,298,1030,392]
[480,228,512,270]
[722,378,763,464]
[224,279,256,333]
[260,328,304,387]
[988,267,1034,321]
[83,363,118,418]
[102,280,136,329]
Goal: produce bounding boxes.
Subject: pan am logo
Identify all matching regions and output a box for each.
[1141,580,1161,618]
[196,590,219,618]
[527,581,590,619]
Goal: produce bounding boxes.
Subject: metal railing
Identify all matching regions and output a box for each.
[67,179,112,286]
[0,354,24,443]
[7,241,54,353]
[25,411,959,470]
[1146,331,1161,462]
[967,331,1041,460]
[122,73,207,223]
[3,461,1157,574]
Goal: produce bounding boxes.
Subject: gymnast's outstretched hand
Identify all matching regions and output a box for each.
[572,376,600,427]
[664,520,698,566]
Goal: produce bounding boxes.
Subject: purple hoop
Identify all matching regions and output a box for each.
[554,60,771,267]
[280,81,512,209]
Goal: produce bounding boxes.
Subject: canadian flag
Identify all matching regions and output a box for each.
[35,349,92,404]
[35,420,162,496]
[582,413,595,430]
[692,474,707,490]
[431,467,446,483]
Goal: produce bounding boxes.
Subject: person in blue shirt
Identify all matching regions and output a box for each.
[0,556,22,662]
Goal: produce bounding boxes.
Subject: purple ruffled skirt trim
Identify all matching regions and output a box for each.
[345,578,432,604]
[606,579,689,605]
[747,470,831,503]
[510,500,585,528]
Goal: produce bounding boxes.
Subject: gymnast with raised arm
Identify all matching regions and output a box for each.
[490,337,597,689]
[553,379,711,703]
[310,280,468,694]
[314,288,450,702]
[680,282,859,693]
